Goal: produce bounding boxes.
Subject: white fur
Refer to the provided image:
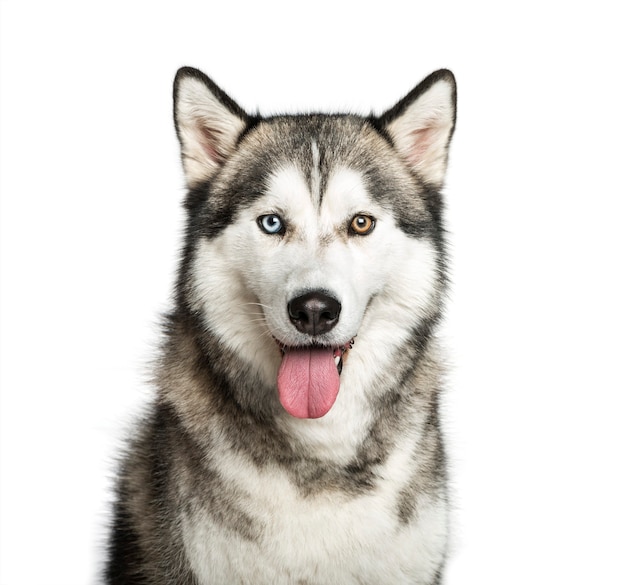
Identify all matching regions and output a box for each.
[183,431,447,584]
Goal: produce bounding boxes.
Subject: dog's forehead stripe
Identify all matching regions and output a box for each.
[311,140,322,206]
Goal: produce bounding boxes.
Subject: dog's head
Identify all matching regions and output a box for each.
[173,68,456,419]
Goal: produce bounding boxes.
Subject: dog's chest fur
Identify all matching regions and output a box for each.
[181,432,447,585]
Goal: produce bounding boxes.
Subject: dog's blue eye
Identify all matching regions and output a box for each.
[257,214,284,235]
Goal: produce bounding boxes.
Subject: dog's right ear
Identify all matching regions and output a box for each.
[174,67,249,188]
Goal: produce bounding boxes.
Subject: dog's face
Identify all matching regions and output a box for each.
[174,68,456,419]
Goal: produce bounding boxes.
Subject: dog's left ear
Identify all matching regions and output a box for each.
[174,67,250,188]
[378,70,456,188]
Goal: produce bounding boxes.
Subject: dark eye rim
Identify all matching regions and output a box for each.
[349,214,376,236]
[257,213,286,235]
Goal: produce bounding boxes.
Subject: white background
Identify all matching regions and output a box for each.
[1,1,625,584]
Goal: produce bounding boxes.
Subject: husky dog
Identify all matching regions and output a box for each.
[105,66,456,584]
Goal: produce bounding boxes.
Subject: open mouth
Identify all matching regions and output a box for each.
[276,339,354,374]
[274,339,354,419]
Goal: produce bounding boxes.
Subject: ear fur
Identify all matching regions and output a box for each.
[378,70,456,188]
[173,67,250,187]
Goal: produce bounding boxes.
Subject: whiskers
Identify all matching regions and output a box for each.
[238,301,270,323]
[233,302,276,344]
[241,301,272,312]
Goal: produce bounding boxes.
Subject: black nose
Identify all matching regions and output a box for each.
[287,291,341,336]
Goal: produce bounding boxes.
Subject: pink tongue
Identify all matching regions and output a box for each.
[277,347,340,419]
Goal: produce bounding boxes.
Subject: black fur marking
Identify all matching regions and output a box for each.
[105,498,150,584]
[178,422,265,543]
[430,563,446,585]
[396,402,448,525]
[105,405,198,584]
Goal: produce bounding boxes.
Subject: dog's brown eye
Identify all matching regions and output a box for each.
[350,215,375,236]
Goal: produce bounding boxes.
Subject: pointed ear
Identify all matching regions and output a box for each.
[378,70,456,188]
[173,67,249,188]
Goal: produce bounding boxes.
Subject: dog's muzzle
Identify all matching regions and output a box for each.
[275,290,353,419]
